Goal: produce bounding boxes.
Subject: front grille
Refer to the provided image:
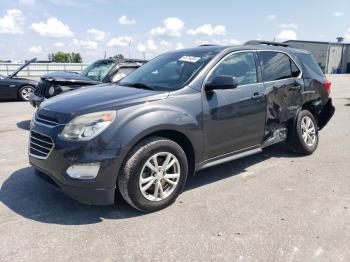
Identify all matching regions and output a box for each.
[34,80,49,97]
[29,131,54,159]
[35,113,60,127]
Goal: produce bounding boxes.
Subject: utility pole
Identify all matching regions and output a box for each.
[128,38,132,59]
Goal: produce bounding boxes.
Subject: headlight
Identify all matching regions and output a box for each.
[60,111,116,141]
[48,86,55,96]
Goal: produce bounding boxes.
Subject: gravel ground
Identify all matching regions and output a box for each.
[0,75,349,262]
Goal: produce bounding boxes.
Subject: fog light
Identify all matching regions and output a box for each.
[66,163,100,180]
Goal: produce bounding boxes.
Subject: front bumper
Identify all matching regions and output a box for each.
[29,120,123,205]
[29,92,45,108]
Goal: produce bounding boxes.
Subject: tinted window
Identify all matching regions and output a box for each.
[295,53,324,77]
[260,51,292,81]
[208,52,257,86]
[291,60,301,77]
[120,49,220,91]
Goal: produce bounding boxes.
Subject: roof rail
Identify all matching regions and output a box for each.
[244,40,290,47]
[198,44,219,47]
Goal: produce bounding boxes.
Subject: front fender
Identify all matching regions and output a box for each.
[116,105,202,152]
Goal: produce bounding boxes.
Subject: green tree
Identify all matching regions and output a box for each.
[69,52,82,63]
[113,53,125,61]
[50,51,83,63]
[51,51,70,62]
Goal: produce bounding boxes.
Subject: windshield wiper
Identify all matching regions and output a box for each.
[121,82,154,90]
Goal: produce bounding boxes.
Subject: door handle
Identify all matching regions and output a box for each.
[251,92,264,100]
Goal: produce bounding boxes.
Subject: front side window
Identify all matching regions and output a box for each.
[208,52,258,86]
[119,49,221,91]
[81,60,115,81]
[259,51,293,81]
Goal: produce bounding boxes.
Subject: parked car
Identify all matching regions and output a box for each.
[29,41,334,212]
[29,58,146,107]
[0,58,38,101]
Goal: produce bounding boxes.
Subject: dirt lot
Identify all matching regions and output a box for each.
[0,75,349,262]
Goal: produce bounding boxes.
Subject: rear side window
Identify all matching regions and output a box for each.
[259,51,293,81]
[295,53,324,78]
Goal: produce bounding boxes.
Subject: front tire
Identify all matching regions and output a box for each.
[18,85,34,101]
[287,110,319,155]
[118,137,188,212]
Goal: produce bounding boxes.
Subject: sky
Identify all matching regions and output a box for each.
[0,0,349,62]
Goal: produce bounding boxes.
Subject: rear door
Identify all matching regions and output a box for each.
[258,51,303,134]
[202,51,267,159]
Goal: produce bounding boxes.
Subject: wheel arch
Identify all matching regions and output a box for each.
[116,127,197,187]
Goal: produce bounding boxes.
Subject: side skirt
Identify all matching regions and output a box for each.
[195,147,262,171]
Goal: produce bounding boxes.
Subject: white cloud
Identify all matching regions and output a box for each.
[150,17,184,37]
[54,42,65,47]
[175,43,184,50]
[72,39,98,50]
[267,14,277,20]
[28,45,42,54]
[345,27,350,41]
[87,28,107,41]
[0,9,25,34]
[19,0,36,5]
[333,11,344,16]
[279,23,298,30]
[276,30,297,40]
[187,24,226,36]
[160,40,170,46]
[30,17,73,38]
[137,44,146,53]
[118,15,136,25]
[147,39,157,50]
[107,36,132,47]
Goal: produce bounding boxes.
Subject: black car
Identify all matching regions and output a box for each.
[29,58,146,107]
[29,41,334,212]
[0,58,38,101]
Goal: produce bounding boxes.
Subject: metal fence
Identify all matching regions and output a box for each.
[0,63,89,81]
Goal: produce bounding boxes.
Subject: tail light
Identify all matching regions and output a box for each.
[324,79,331,95]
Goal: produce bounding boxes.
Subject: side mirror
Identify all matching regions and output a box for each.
[205,75,238,91]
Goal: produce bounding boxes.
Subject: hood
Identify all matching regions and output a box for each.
[8,58,37,79]
[39,84,169,122]
[41,71,100,84]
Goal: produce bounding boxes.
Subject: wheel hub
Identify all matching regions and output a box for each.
[139,152,181,202]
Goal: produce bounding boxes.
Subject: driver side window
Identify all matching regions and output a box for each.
[209,52,258,86]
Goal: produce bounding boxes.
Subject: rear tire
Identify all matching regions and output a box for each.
[118,137,188,212]
[287,110,318,155]
[18,85,34,101]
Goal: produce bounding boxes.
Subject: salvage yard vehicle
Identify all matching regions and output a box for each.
[29,58,146,107]
[29,41,335,212]
[0,58,38,101]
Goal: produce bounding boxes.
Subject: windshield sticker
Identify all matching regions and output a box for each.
[179,56,201,63]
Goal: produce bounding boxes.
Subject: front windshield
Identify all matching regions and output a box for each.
[81,60,115,81]
[0,74,4,79]
[119,49,220,91]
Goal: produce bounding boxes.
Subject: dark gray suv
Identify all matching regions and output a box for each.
[29,41,334,212]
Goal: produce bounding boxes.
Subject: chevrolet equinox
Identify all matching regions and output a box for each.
[29,41,335,212]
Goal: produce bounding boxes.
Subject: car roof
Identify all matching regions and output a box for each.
[171,43,311,56]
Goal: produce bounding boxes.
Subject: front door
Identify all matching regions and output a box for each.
[202,51,266,159]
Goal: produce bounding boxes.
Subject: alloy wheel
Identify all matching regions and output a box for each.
[301,115,316,146]
[139,152,181,202]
